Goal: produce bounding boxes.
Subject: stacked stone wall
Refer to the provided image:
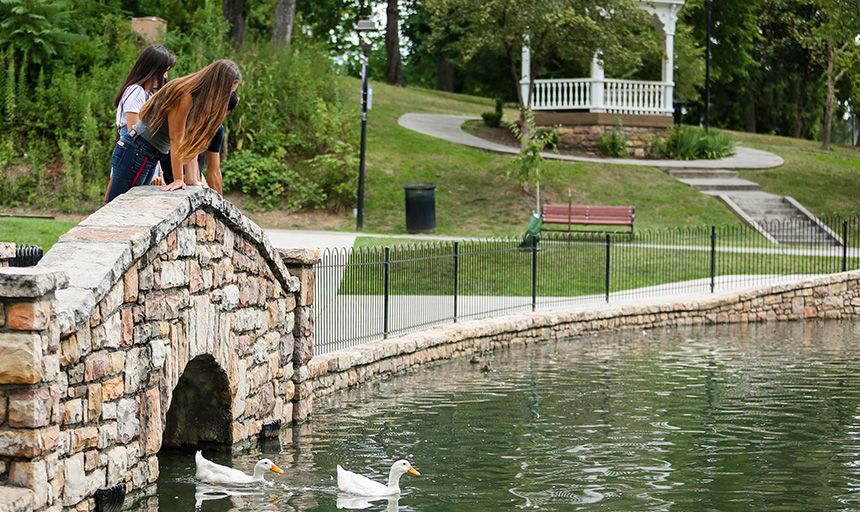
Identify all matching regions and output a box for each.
[551,124,667,158]
[0,188,318,512]
[0,243,15,267]
[308,271,860,399]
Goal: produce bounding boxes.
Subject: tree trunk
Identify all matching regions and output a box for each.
[435,54,454,92]
[745,93,756,133]
[794,73,806,139]
[223,0,246,50]
[506,47,528,147]
[822,46,835,150]
[385,0,406,87]
[272,0,297,49]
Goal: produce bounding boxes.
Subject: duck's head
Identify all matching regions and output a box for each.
[256,459,284,474]
[392,459,420,476]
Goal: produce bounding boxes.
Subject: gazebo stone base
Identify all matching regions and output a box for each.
[535,112,673,158]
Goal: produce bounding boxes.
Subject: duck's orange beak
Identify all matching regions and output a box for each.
[270,464,284,474]
[408,466,420,476]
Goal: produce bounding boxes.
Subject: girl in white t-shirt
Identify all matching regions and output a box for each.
[105,45,176,200]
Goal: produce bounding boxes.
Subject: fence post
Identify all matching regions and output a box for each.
[383,247,390,338]
[605,234,611,303]
[710,225,716,293]
[531,237,538,311]
[843,221,848,272]
[453,241,459,322]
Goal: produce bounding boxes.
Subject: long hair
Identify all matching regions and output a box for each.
[139,60,241,164]
[113,45,177,108]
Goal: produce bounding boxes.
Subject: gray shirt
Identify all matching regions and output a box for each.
[132,116,171,155]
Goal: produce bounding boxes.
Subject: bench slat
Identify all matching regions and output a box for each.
[540,204,635,235]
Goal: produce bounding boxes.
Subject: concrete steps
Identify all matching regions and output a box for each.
[663,169,841,246]
[666,169,761,192]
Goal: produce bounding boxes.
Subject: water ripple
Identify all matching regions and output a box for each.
[145,321,860,511]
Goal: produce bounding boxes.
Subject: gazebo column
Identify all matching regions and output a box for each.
[662,31,675,112]
[636,0,685,112]
[520,45,531,108]
[590,55,605,113]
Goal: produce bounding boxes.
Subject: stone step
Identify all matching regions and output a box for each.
[667,169,839,246]
[680,178,761,191]
[666,169,740,180]
[733,205,802,217]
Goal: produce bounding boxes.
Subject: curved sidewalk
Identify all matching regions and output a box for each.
[398,113,784,170]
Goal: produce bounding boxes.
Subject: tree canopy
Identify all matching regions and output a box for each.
[424,0,662,121]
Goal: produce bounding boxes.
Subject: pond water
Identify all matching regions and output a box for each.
[140,320,860,511]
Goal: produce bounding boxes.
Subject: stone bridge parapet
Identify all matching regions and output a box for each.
[0,188,319,512]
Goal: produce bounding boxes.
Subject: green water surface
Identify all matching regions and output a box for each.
[139,320,860,511]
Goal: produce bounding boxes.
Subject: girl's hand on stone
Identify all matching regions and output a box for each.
[161,180,186,192]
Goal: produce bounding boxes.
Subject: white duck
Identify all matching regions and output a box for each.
[195,451,284,485]
[337,459,420,496]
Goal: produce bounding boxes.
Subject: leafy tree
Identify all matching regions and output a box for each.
[508,109,556,211]
[223,0,246,49]
[297,0,372,54]
[385,0,405,86]
[272,0,297,48]
[754,0,824,138]
[796,0,860,149]
[403,0,511,98]
[680,0,761,130]
[0,0,80,72]
[425,0,661,142]
[672,20,705,105]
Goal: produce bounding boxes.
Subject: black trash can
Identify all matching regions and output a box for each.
[673,99,684,126]
[403,183,437,233]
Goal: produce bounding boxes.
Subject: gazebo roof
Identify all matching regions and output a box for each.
[635,0,686,35]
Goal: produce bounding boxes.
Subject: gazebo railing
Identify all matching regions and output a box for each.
[527,78,673,115]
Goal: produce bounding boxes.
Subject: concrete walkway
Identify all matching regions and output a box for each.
[397,113,785,169]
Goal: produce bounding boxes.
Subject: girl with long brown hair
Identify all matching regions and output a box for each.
[107,59,241,202]
[105,44,176,199]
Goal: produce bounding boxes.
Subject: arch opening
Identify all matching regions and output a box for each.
[162,355,233,449]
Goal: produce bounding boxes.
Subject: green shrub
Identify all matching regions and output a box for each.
[221,149,324,212]
[481,97,503,128]
[0,0,358,214]
[651,126,736,160]
[702,129,735,159]
[597,122,628,158]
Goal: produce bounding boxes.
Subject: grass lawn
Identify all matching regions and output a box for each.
[356,80,738,236]
[0,216,79,252]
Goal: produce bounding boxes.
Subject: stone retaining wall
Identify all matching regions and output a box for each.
[534,112,672,157]
[308,270,860,400]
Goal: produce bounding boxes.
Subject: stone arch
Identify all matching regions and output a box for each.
[162,354,232,449]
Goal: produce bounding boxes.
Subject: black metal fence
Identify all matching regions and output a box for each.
[11,244,43,267]
[314,215,860,354]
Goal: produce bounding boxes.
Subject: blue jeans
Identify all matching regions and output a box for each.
[107,130,163,202]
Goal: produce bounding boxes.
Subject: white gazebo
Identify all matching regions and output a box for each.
[521,0,686,117]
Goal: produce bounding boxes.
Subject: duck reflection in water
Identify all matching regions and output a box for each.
[193,483,287,509]
[336,494,399,511]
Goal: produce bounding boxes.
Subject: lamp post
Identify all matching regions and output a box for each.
[704,0,712,132]
[356,19,377,231]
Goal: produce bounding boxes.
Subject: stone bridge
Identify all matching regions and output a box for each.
[0,188,319,512]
